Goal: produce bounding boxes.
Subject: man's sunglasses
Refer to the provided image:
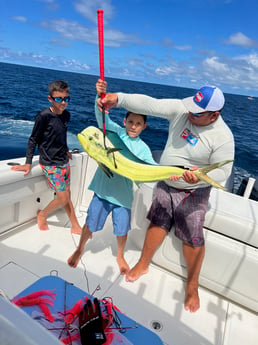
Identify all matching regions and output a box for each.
[191,111,214,117]
[50,96,70,103]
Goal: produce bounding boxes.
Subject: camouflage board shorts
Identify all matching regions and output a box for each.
[147,181,211,246]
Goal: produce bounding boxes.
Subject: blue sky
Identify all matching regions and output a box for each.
[1,0,258,96]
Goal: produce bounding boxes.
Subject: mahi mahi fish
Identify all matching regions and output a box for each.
[77,126,233,190]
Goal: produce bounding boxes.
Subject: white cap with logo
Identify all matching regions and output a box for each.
[182,86,225,113]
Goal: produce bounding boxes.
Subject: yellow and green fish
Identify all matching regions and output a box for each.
[78,126,233,190]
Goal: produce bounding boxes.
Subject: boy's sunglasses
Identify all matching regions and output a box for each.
[50,96,70,103]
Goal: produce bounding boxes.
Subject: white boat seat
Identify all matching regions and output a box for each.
[205,188,258,248]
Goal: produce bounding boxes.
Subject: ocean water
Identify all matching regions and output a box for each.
[0,62,257,188]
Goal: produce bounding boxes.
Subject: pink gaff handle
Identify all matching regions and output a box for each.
[97,9,105,99]
[97,9,106,142]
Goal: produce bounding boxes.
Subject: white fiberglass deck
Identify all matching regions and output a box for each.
[0,209,257,345]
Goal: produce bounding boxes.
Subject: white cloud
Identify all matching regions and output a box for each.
[160,39,174,47]
[40,18,96,43]
[39,18,142,47]
[74,0,114,23]
[174,45,192,51]
[128,58,143,66]
[160,39,191,51]
[235,52,258,68]
[145,52,258,93]
[226,32,258,48]
[50,38,71,47]
[203,57,229,73]
[12,16,27,23]
[0,46,90,72]
[155,64,180,76]
[37,0,59,11]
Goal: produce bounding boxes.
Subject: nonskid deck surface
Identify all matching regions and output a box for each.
[0,210,257,345]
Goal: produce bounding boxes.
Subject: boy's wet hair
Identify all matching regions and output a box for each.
[125,111,147,123]
[48,80,69,95]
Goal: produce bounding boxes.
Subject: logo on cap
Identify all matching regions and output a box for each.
[194,91,203,103]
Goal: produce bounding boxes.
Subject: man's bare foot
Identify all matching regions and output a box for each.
[125,262,149,282]
[37,210,49,231]
[117,256,130,275]
[71,225,82,235]
[184,283,200,313]
[67,249,82,268]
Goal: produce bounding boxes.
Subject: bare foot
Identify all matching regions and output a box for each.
[37,210,49,231]
[71,225,82,235]
[67,249,82,268]
[117,256,130,275]
[125,262,149,282]
[184,283,200,313]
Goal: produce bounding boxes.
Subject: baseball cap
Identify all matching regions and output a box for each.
[182,86,225,113]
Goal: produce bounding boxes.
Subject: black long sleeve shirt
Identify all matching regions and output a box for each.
[25,107,70,166]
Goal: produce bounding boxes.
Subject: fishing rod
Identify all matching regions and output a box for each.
[97,9,107,149]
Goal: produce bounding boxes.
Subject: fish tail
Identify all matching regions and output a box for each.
[194,160,233,190]
[198,160,233,174]
[195,172,227,190]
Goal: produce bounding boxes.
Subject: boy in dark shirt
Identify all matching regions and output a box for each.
[11,80,81,234]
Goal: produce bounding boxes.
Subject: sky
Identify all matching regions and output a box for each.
[1,0,258,96]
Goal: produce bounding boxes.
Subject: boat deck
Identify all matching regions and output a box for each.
[0,209,257,345]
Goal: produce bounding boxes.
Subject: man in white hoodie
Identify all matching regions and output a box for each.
[98,86,235,313]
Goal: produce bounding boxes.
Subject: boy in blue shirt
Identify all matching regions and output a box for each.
[68,79,156,274]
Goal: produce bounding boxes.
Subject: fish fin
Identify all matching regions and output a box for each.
[98,163,114,178]
[198,160,233,174]
[107,148,122,154]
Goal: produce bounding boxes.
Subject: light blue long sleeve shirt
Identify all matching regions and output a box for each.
[88,97,156,209]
